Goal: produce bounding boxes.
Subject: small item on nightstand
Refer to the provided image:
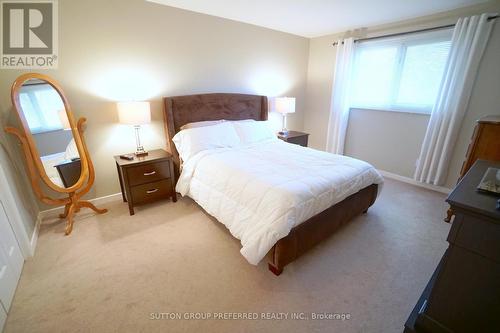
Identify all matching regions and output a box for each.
[119,154,134,161]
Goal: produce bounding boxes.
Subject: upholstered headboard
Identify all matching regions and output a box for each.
[163,93,268,178]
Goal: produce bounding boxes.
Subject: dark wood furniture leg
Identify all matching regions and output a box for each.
[444,207,453,222]
[268,263,283,276]
[128,201,135,216]
[169,160,178,202]
[116,161,126,202]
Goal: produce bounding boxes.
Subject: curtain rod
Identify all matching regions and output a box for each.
[332,14,498,46]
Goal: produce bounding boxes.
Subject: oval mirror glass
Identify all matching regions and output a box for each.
[18,79,82,189]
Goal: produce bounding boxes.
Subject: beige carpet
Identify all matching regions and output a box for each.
[4,179,450,333]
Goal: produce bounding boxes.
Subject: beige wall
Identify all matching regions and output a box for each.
[305,1,500,187]
[0,0,310,216]
[345,109,430,178]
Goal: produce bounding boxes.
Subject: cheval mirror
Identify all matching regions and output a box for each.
[4,73,107,235]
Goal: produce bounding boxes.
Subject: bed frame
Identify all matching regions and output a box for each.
[163,93,378,275]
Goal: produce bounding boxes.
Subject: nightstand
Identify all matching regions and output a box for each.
[114,149,177,215]
[277,131,309,147]
[54,158,81,188]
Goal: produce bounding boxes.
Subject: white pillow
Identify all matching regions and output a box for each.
[232,121,275,144]
[172,121,240,162]
[225,119,255,123]
[180,120,224,130]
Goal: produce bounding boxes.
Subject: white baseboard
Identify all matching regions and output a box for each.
[30,214,42,257]
[38,192,122,220]
[378,169,451,194]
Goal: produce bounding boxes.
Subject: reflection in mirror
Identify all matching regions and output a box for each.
[18,79,81,188]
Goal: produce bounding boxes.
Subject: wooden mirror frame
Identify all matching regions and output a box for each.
[4,73,107,235]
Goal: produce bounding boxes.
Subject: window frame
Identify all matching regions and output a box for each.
[349,28,453,115]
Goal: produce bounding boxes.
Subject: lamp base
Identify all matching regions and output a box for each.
[135,145,148,157]
[133,126,148,157]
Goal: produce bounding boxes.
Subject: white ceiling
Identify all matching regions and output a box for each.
[147,0,489,37]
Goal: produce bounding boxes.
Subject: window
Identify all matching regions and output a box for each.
[19,83,65,133]
[350,29,452,113]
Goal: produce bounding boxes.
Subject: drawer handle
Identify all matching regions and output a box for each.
[143,171,156,176]
[146,188,159,194]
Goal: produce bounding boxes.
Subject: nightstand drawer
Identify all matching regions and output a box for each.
[127,161,171,186]
[131,179,173,204]
[115,149,177,215]
[286,136,308,147]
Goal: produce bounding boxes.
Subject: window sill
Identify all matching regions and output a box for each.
[349,106,431,116]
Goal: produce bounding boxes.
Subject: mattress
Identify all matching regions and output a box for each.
[176,138,384,265]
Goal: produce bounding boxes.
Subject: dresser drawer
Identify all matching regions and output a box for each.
[131,179,173,205]
[127,161,170,186]
[453,212,500,262]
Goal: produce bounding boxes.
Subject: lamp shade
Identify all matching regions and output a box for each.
[117,101,151,125]
[275,97,296,114]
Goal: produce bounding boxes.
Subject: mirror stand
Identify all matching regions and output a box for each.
[5,117,107,235]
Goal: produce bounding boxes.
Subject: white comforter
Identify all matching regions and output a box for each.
[177,138,383,265]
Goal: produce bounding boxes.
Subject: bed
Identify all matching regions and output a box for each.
[40,139,79,188]
[163,93,383,275]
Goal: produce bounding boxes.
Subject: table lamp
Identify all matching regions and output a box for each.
[117,101,151,156]
[275,97,295,135]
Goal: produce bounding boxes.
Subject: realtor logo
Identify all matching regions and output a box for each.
[1,0,58,68]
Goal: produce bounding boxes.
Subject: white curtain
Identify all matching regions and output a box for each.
[326,37,355,155]
[414,13,495,185]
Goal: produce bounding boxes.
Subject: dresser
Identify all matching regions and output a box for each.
[445,116,500,222]
[277,131,309,147]
[114,149,177,215]
[404,160,500,333]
